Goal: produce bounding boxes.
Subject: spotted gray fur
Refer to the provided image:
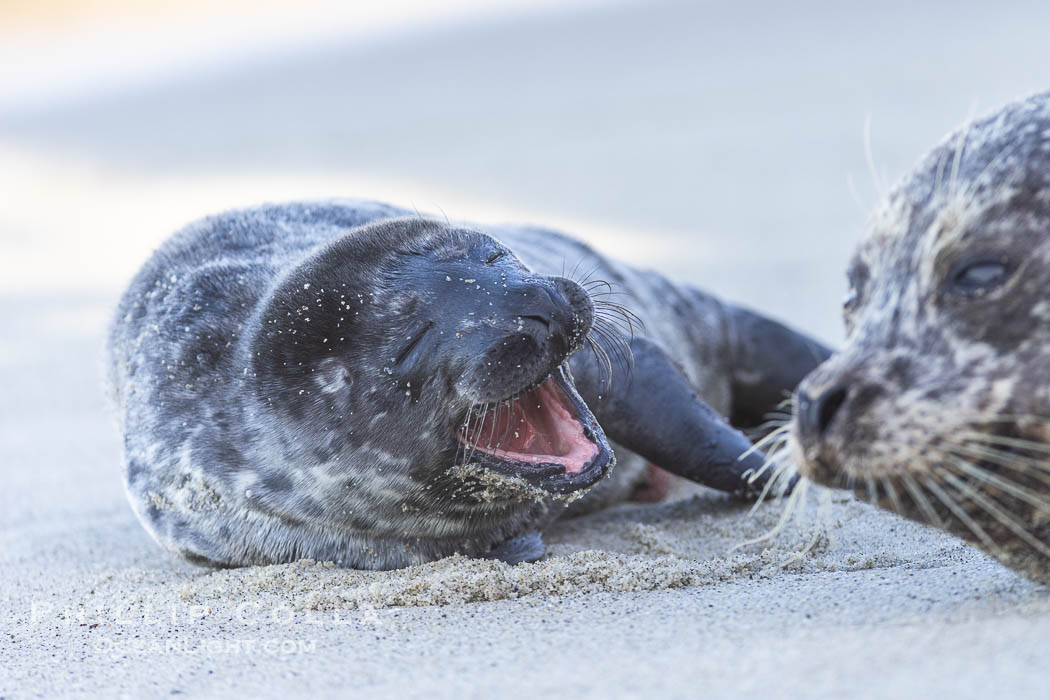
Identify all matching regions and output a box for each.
[108,199,819,569]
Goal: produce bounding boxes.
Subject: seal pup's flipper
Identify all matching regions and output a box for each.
[724,305,833,429]
[482,531,546,565]
[570,337,791,498]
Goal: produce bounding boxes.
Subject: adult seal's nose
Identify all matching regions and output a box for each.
[796,383,850,443]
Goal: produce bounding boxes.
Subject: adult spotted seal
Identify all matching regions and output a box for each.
[791,92,1050,584]
[108,200,829,569]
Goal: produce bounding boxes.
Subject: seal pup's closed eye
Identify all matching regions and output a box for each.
[108,200,828,569]
[790,91,1050,584]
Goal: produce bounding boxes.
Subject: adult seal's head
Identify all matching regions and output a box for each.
[789,92,1050,583]
[112,213,613,569]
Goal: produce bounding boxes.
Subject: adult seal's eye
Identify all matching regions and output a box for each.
[950,258,1011,296]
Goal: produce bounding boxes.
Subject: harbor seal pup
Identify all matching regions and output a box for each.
[790,92,1050,584]
[108,199,829,569]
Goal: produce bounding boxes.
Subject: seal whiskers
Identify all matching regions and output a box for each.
[729,476,806,552]
[734,429,834,564]
[937,467,1050,559]
[577,273,642,389]
[947,102,978,198]
[776,485,834,570]
[863,114,887,197]
[920,475,1004,559]
[745,456,796,517]
[880,474,905,517]
[740,422,790,465]
[941,451,1050,513]
[899,472,947,530]
[862,472,880,507]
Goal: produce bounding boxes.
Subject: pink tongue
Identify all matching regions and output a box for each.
[463,377,598,474]
[478,384,567,455]
[501,385,562,454]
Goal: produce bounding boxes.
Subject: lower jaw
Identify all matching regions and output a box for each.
[451,446,614,500]
[447,461,578,505]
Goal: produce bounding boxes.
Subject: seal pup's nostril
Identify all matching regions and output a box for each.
[798,383,850,439]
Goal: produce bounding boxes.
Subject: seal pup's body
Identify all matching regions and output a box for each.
[791,92,1050,584]
[109,200,828,569]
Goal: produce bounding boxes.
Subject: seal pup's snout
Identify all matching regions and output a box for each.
[550,275,595,344]
[525,276,594,361]
[473,275,594,396]
[451,269,612,495]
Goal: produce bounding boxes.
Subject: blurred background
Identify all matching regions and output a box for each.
[6,0,1050,343]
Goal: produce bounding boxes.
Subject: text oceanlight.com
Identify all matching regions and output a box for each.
[28,601,388,627]
[92,637,318,656]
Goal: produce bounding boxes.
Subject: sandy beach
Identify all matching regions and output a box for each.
[4,1,1050,697]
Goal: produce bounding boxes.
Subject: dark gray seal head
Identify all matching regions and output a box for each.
[109,200,828,569]
[790,92,1050,584]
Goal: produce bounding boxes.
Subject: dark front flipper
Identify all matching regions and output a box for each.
[482,531,546,564]
[570,336,785,498]
[726,304,833,429]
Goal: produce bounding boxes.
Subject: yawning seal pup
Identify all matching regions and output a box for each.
[791,92,1050,584]
[108,199,829,569]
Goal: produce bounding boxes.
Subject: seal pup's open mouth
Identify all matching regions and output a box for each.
[457,364,613,494]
